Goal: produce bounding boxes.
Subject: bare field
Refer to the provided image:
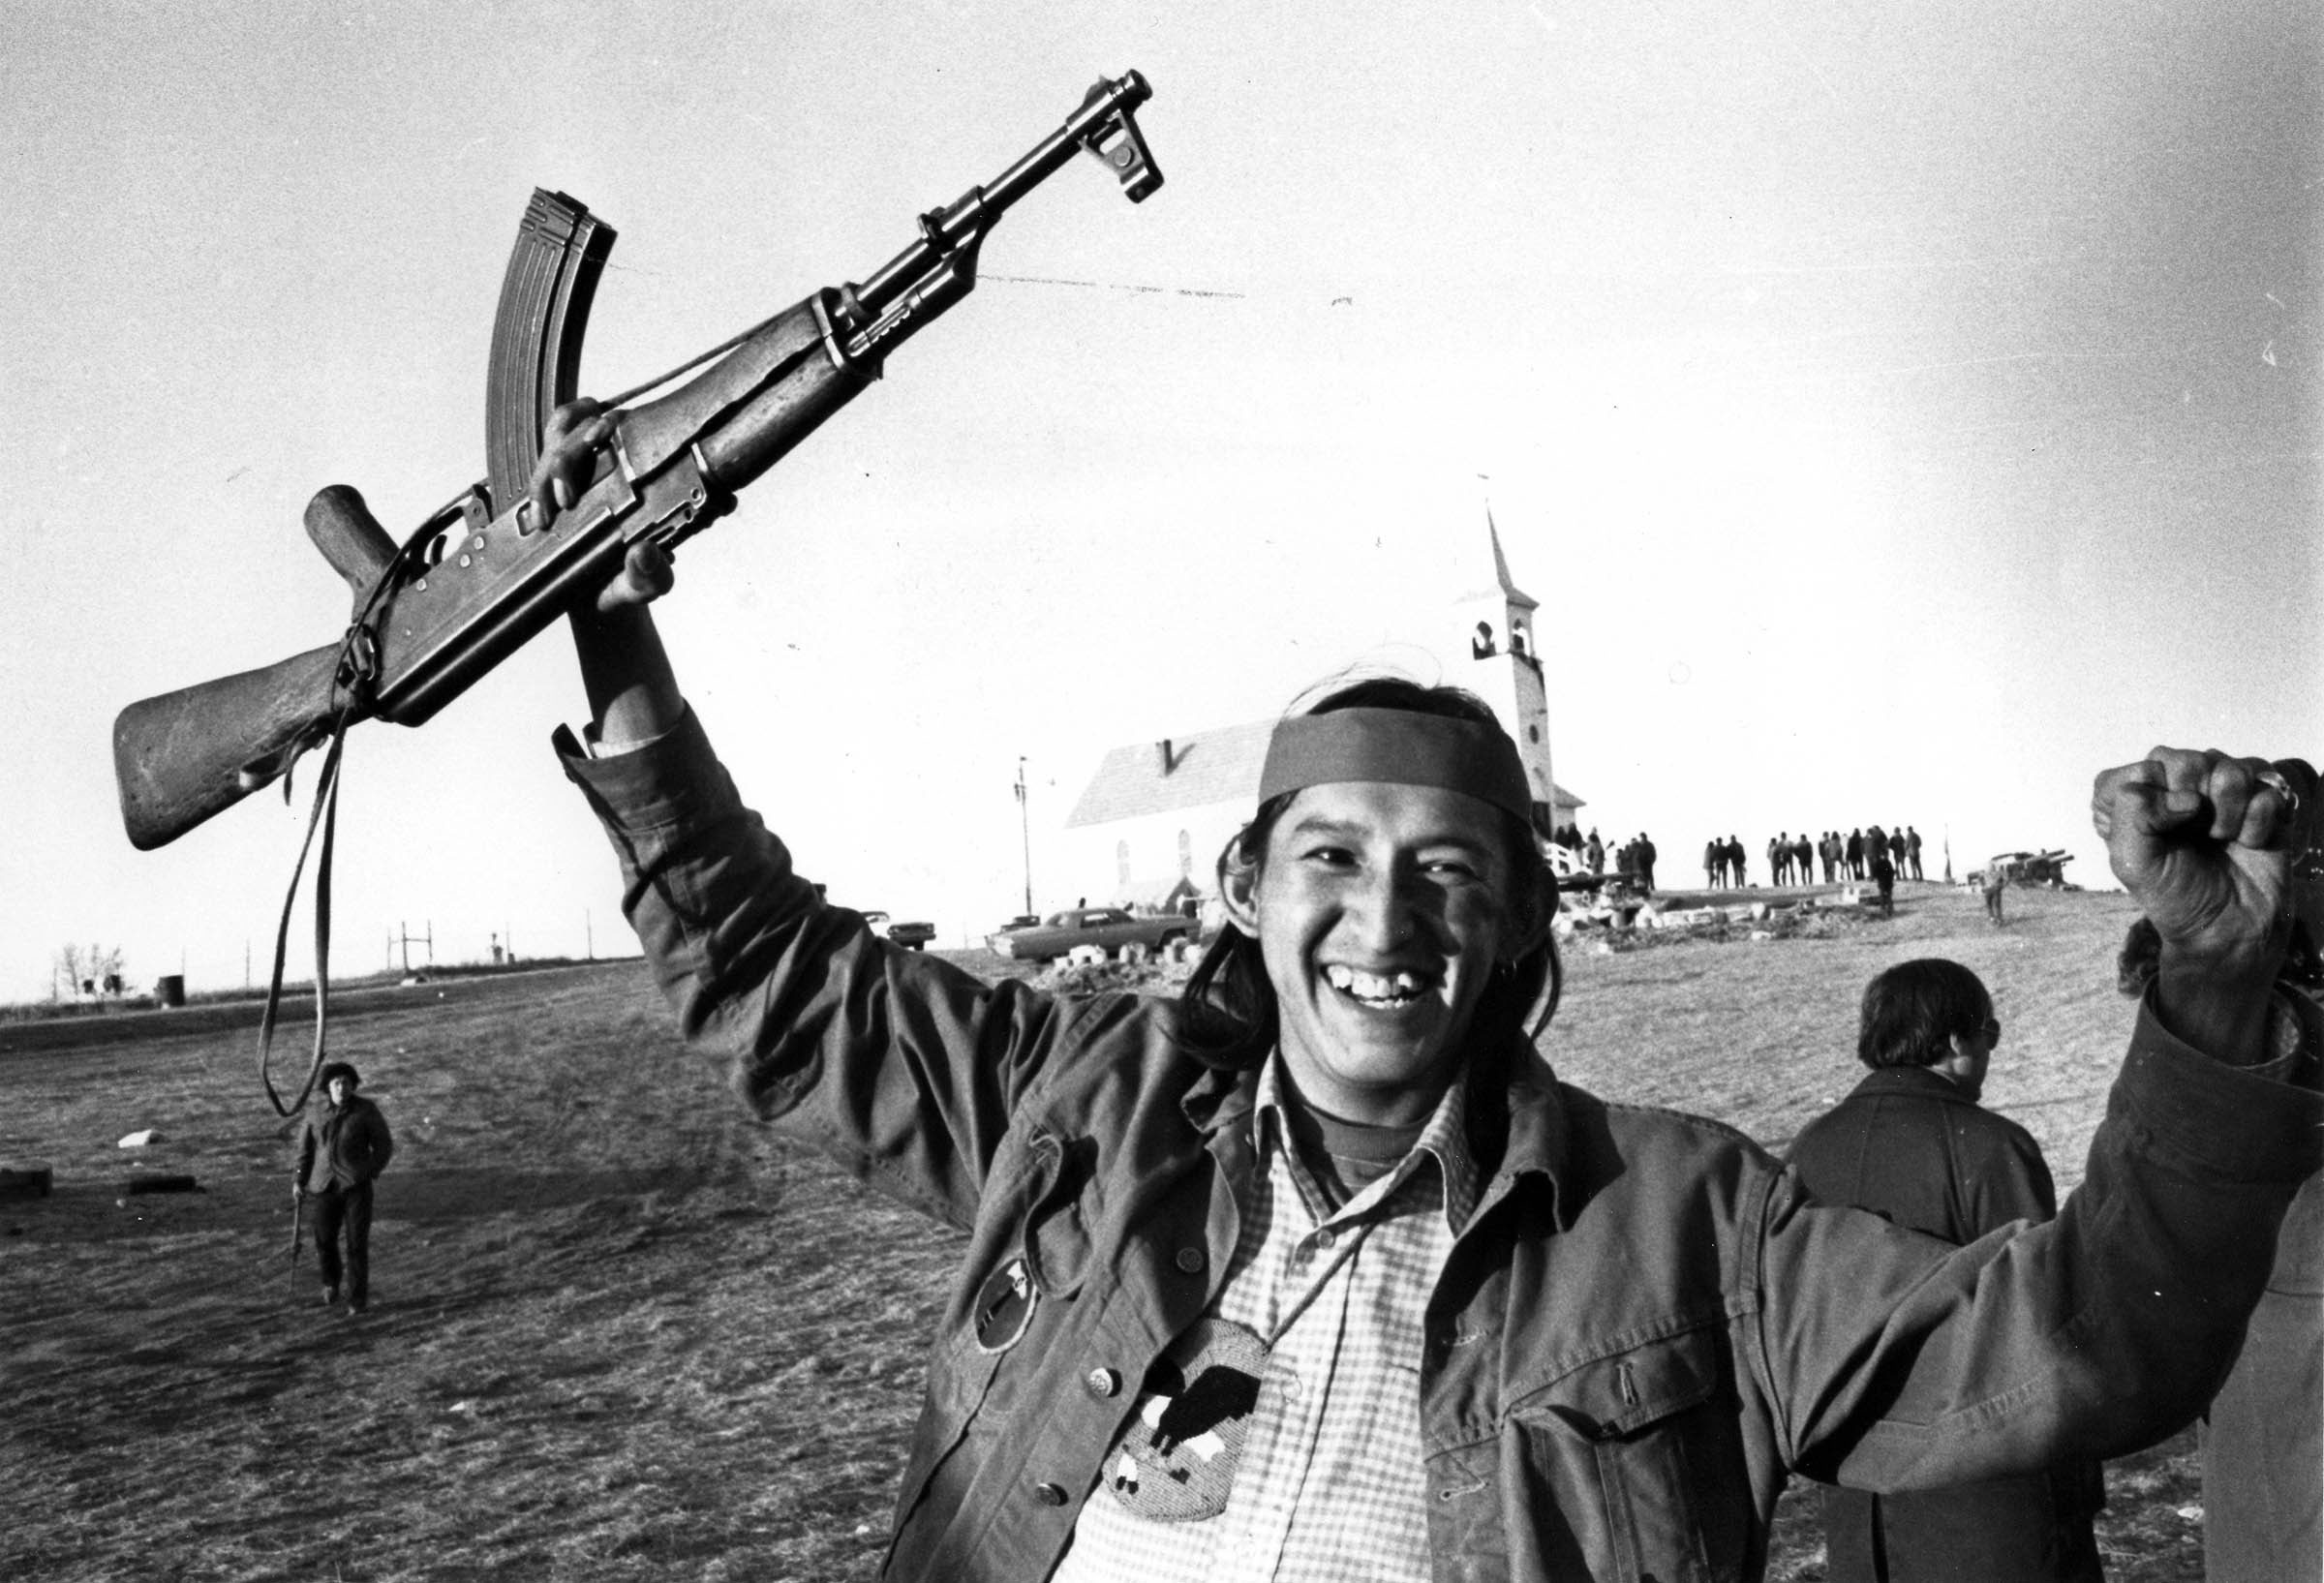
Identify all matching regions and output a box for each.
[1,882,2205,1580]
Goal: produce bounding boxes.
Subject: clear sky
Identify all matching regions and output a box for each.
[2,1,2315,1002]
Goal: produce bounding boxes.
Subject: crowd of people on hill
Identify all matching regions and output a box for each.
[1552,823,1933,898]
[1694,825,1925,893]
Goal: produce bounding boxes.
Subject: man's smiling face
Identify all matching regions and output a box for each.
[1231,778,1521,1126]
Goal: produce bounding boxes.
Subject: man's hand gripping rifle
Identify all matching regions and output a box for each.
[113,72,1161,851]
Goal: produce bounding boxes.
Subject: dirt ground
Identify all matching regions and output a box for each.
[0,884,2216,1579]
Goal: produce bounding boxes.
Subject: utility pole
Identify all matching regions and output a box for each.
[394,921,436,974]
[585,909,594,960]
[1014,756,1034,915]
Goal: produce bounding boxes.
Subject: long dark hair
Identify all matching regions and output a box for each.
[1177,676,1562,1071]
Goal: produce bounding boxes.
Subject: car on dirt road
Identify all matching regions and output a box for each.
[862,911,939,950]
[985,906,1194,962]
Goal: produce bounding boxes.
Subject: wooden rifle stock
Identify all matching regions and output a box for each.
[115,646,352,851]
[112,71,1161,851]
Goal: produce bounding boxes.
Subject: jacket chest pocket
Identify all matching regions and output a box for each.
[894,1126,1108,1542]
[940,1128,1103,1404]
[1507,1329,1747,1583]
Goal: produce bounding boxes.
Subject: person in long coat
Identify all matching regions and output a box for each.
[1788,960,2106,1582]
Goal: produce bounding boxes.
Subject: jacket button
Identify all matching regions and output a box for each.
[1084,1367,1121,1399]
[1175,1246,1207,1273]
[1033,1481,1070,1507]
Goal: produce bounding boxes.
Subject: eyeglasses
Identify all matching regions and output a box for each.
[1979,1018,2003,1044]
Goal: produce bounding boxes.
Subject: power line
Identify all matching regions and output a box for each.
[984,273,1247,301]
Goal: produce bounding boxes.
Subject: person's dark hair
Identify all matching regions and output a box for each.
[1177,676,1561,1072]
[318,1060,362,1090]
[1856,959,1989,1070]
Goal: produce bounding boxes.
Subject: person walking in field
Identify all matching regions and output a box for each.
[1788,960,2107,1582]
[292,1060,393,1315]
[1905,825,1923,880]
[1982,858,2010,925]
[532,410,2318,1583]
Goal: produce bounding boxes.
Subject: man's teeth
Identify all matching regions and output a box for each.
[1323,964,1425,1004]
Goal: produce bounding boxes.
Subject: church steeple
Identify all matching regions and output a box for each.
[1452,510,1557,831]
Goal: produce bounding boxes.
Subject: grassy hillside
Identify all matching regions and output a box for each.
[0,881,2210,1580]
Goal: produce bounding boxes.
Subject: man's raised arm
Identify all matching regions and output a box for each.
[2094,747,2304,1066]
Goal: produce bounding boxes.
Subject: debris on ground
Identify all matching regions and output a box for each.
[0,1165,52,1199]
[122,1173,202,1195]
[1037,955,1199,997]
[1555,893,1885,953]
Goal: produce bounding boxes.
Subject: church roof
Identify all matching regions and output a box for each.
[1067,719,1276,827]
[1452,513,1538,611]
[1068,717,1583,827]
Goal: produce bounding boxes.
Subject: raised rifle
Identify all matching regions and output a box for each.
[113,72,1161,851]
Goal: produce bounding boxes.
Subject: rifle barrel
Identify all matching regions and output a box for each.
[854,71,1154,317]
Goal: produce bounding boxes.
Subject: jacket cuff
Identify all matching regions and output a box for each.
[554,704,734,835]
[2116,988,2324,1184]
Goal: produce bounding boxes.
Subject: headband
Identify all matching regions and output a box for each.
[1258,708,1535,825]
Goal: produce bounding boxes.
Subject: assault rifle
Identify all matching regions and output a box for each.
[114,72,1161,850]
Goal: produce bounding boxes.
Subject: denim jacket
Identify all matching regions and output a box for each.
[566,710,2322,1583]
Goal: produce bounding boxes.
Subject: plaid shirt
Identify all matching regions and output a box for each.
[1051,1054,1478,1583]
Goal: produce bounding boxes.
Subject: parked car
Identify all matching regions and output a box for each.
[986,906,1194,962]
[862,910,938,950]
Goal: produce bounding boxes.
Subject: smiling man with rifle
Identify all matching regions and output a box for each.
[529,409,2318,1577]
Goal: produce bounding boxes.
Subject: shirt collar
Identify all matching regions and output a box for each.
[1252,1052,1481,1233]
[1849,1064,1979,1104]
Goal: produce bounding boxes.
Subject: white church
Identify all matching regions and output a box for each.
[1058,517,1582,913]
